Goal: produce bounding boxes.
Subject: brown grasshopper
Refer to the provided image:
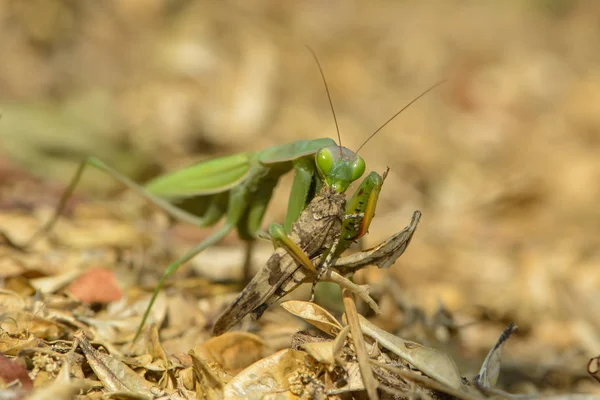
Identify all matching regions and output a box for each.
[212,170,420,335]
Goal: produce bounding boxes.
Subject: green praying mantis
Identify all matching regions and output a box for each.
[25,49,442,339]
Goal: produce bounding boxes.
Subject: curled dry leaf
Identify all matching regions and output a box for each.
[192,331,265,374]
[0,332,41,357]
[187,328,265,396]
[588,356,600,383]
[223,349,311,399]
[189,349,230,398]
[335,210,421,273]
[332,324,351,366]
[301,341,336,366]
[475,323,518,389]
[280,300,342,337]
[358,314,462,390]
[73,331,157,397]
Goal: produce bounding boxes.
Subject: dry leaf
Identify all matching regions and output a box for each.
[28,354,93,400]
[475,323,518,389]
[0,333,42,356]
[73,331,157,397]
[0,290,26,313]
[67,267,122,304]
[327,362,367,394]
[280,300,342,337]
[193,331,265,374]
[29,270,83,294]
[0,353,33,390]
[189,349,230,399]
[358,314,462,390]
[223,349,310,399]
[300,341,335,366]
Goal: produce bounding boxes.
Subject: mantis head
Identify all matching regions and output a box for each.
[307,47,443,195]
[316,145,365,193]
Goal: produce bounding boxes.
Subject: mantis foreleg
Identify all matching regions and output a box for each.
[309,170,386,300]
[268,221,379,313]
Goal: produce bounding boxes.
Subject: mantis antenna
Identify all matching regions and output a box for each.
[306,46,344,157]
[356,80,446,154]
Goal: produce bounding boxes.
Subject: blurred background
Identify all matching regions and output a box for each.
[0,0,599,392]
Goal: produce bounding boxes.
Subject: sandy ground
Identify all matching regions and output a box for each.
[0,1,599,397]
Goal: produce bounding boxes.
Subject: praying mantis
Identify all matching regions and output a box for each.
[212,178,422,335]
[25,49,442,339]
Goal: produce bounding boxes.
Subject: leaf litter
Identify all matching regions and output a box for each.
[1,2,600,396]
[0,191,598,399]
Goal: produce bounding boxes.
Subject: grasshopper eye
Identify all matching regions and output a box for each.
[351,157,366,181]
[316,147,334,175]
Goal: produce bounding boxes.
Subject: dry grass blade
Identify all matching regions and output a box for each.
[342,289,379,400]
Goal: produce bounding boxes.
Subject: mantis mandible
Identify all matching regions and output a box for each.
[25,49,442,340]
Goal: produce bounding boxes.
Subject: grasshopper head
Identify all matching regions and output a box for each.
[316,145,366,193]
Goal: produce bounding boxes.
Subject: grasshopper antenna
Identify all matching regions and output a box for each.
[356,80,446,154]
[307,46,343,156]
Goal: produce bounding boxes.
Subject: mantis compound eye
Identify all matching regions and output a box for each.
[350,157,366,182]
[316,147,334,175]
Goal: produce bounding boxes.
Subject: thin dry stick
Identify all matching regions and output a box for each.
[342,289,379,400]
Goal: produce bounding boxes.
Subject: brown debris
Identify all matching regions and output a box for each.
[0,1,600,398]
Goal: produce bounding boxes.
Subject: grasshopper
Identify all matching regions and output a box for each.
[25,48,441,339]
[212,173,421,335]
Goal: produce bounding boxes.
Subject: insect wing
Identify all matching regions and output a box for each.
[212,246,297,335]
[258,138,335,164]
[144,152,253,199]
